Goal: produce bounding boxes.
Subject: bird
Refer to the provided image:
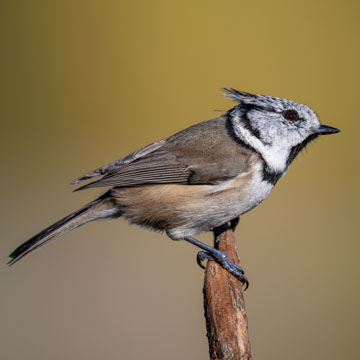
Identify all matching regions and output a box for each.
[8,88,340,288]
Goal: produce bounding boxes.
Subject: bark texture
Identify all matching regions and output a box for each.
[203,228,251,360]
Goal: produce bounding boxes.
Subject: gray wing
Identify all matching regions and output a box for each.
[71,116,254,191]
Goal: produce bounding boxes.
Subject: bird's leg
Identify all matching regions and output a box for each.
[230,216,240,231]
[213,222,231,237]
[212,217,240,238]
[169,233,248,288]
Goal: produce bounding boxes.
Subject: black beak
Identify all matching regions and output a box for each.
[316,124,341,135]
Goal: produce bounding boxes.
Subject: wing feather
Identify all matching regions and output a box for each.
[74,163,191,191]
[70,139,166,185]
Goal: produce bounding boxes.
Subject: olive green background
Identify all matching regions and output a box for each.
[1,1,359,359]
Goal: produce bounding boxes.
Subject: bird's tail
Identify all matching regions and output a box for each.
[8,191,120,266]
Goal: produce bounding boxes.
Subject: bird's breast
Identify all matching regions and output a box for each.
[203,161,274,218]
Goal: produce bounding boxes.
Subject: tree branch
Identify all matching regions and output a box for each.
[203,226,252,360]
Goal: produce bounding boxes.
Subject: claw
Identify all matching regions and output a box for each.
[195,249,249,290]
[241,275,249,291]
[197,251,213,269]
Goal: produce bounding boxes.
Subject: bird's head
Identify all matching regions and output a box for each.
[224,88,340,177]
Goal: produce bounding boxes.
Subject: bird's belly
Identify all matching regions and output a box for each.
[112,163,273,238]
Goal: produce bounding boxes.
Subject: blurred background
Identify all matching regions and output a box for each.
[1,1,359,359]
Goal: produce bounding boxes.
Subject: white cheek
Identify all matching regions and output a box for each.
[234,126,290,172]
[233,114,290,172]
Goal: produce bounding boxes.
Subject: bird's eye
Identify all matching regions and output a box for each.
[283,110,299,121]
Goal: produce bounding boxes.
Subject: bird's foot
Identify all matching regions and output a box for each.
[197,250,249,290]
[169,233,249,289]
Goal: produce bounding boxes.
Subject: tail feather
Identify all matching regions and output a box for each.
[8,191,119,266]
